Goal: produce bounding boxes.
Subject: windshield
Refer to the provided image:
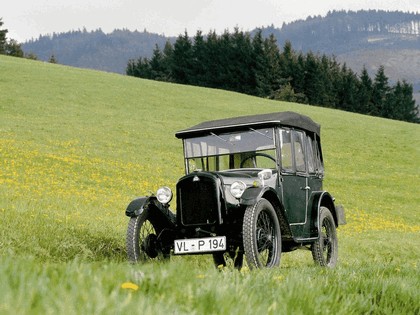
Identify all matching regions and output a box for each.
[183,128,277,172]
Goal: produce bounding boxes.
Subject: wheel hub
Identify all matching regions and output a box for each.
[142,234,159,258]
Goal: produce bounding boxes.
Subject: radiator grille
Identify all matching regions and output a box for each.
[177,175,220,226]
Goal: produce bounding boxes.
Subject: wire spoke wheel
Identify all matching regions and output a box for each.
[126,209,168,263]
[243,198,281,269]
[312,207,338,267]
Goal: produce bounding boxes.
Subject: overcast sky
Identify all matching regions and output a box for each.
[3,0,419,42]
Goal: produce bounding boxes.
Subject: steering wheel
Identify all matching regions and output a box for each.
[240,153,276,168]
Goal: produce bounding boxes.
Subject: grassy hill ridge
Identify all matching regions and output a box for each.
[0,56,419,314]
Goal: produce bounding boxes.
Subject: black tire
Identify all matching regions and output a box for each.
[213,249,244,270]
[311,207,338,267]
[242,198,281,268]
[126,209,168,263]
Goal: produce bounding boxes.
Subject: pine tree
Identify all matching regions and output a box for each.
[126,57,151,78]
[263,34,282,96]
[171,31,193,84]
[400,81,419,123]
[389,81,419,122]
[253,30,270,97]
[0,18,8,54]
[358,67,373,114]
[371,65,391,117]
[338,64,359,112]
[293,53,308,103]
[161,40,174,82]
[279,41,295,81]
[5,39,23,57]
[48,54,57,63]
[304,52,325,105]
[191,30,207,86]
[230,28,254,94]
[204,30,222,88]
[318,55,336,107]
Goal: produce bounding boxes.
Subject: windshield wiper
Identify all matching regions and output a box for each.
[249,128,273,140]
[210,132,235,146]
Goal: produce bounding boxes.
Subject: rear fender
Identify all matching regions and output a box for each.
[310,191,345,235]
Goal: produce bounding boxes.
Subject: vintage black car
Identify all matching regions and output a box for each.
[125,111,345,269]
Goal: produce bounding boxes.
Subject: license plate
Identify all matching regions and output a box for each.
[174,236,226,254]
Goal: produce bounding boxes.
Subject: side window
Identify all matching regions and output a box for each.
[293,131,306,173]
[280,129,293,171]
[314,137,324,174]
[306,135,315,174]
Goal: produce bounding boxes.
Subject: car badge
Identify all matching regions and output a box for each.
[193,175,200,182]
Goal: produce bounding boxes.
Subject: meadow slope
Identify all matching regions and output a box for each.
[0,55,419,314]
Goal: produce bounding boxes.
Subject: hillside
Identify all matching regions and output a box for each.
[0,56,419,313]
[22,10,420,105]
[263,10,420,104]
[22,28,175,73]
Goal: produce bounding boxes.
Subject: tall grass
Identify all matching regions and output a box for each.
[0,55,419,314]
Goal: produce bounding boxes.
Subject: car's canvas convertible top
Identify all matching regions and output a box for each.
[175,111,320,139]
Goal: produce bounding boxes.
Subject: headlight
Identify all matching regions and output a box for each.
[156,186,173,204]
[230,181,246,199]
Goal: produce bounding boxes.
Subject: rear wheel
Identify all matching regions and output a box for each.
[126,209,168,263]
[311,207,338,267]
[242,198,281,268]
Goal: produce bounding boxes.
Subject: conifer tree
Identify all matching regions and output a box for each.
[263,34,282,96]
[5,39,23,57]
[230,28,254,94]
[0,18,7,54]
[372,65,391,117]
[171,31,193,84]
[161,40,174,81]
[389,80,419,122]
[253,30,270,97]
[358,67,374,114]
[191,30,207,86]
[304,52,325,105]
[149,44,166,80]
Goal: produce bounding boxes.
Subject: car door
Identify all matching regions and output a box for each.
[279,129,308,237]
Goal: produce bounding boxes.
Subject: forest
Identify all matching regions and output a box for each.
[127,29,419,123]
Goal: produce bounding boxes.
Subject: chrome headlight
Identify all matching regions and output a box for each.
[156,186,173,204]
[230,181,246,199]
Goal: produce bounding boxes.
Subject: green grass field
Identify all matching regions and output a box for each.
[1,55,419,314]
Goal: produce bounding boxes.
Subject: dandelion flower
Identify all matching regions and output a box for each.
[121,282,139,291]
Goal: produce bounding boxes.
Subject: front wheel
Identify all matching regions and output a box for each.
[311,206,338,267]
[126,209,168,263]
[242,198,281,268]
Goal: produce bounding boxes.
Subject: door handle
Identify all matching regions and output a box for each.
[300,186,311,190]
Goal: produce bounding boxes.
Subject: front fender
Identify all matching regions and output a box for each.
[125,196,177,227]
[240,186,277,206]
[125,196,151,217]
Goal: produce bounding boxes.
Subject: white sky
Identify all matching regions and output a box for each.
[3,0,420,42]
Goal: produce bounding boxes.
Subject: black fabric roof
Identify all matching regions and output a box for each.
[175,111,320,139]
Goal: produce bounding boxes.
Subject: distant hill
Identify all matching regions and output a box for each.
[22,10,420,102]
[23,28,176,74]
[260,10,420,104]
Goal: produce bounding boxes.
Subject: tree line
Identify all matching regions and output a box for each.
[0,18,24,57]
[127,29,419,123]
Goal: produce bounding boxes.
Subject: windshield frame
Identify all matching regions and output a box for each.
[182,127,277,173]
